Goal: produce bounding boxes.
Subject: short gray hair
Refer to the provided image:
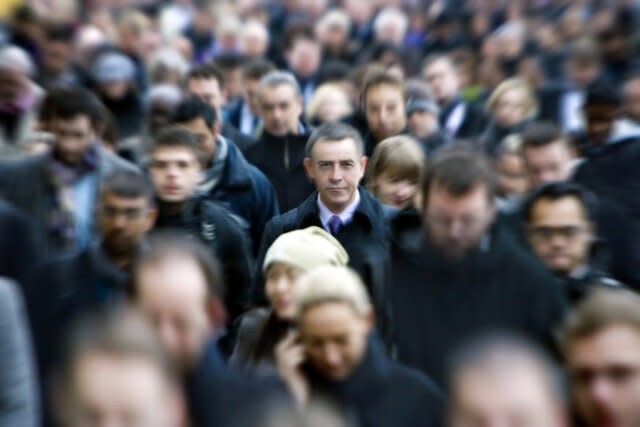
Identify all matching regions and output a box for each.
[305,122,365,158]
[257,71,302,100]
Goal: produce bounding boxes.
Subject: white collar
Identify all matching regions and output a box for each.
[317,190,360,231]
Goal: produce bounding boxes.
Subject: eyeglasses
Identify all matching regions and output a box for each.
[528,225,587,242]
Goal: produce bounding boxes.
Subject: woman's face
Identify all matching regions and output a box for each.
[374,171,419,210]
[318,90,351,123]
[495,87,528,128]
[496,153,528,197]
[265,262,305,320]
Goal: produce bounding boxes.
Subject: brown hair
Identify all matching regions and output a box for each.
[361,68,405,108]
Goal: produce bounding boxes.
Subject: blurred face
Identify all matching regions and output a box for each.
[494,87,529,128]
[97,192,155,259]
[496,153,528,197]
[100,81,130,100]
[178,117,217,165]
[244,78,261,115]
[365,83,406,142]
[567,62,599,89]
[522,141,573,188]
[265,262,304,320]
[304,138,367,214]
[300,302,372,380]
[43,40,71,75]
[136,257,213,370]
[188,78,225,114]
[623,79,640,123]
[67,352,182,427]
[423,59,459,105]
[223,67,244,100]
[317,90,351,123]
[408,109,439,138]
[424,183,495,259]
[241,29,268,59]
[148,101,174,135]
[568,325,640,427]
[585,102,617,146]
[51,115,96,166]
[374,171,418,210]
[149,147,202,203]
[258,84,303,137]
[526,196,593,277]
[0,68,27,107]
[450,364,565,427]
[285,38,321,79]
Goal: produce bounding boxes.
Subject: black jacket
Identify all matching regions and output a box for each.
[0,198,39,288]
[154,195,253,321]
[562,267,624,305]
[439,97,485,140]
[201,137,280,254]
[221,120,256,153]
[390,214,567,387]
[306,336,443,427]
[245,128,316,213]
[252,189,393,348]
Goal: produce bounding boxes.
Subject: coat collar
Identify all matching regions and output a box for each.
[295,188,378,231]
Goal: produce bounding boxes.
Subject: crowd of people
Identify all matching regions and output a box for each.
[1,0,640,426]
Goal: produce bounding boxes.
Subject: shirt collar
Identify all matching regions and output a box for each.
[317,190,361,230]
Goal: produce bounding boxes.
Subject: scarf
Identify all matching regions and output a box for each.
[198,136,229,194]
[47,143,100,251]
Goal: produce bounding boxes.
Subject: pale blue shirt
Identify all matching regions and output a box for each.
[70,172,98,253]
[317,190,360,233]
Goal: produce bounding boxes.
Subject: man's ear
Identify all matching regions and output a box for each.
[364,309,375,333]
[359,156,368,175]
[303,157,314,181]
[206,297,227,333]
[212,122,220,137]
[144,206,158,231]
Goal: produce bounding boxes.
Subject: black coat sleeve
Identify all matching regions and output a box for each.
[249,216,284,307]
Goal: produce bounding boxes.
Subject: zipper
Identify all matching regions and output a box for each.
[284,138,290,170]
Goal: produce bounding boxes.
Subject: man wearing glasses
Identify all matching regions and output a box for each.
[523,181,622,304]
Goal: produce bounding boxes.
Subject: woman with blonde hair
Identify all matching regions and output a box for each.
[366,135,425,212]
[304,83,353,125]
[480,77,538,156]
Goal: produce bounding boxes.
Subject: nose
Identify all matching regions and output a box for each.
[395,182,413,199]
[323,344,341,367]
[448,219,464,240]
[158,320,179,356]
[329,166,342,183]
[589,377,616,406]
[274,275,290,293]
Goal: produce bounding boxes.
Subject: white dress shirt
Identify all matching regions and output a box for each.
[317,190,361,233]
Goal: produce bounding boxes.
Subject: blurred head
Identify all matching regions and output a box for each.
[148,48,190,86]
[296,266,373,381]
[171,97,219,166]
[93,52,136,100]
[146,85,183,136]
[263,227,349,320]
[367,135,424,211]
[130,233,226,371]
[566,39,601,89]
[523,182,596,277]
[186,64,227,117]
[240,20,269,59]
[521,122,574,188]
[284,24,321,80]
[44,87,102,166]
[560,288,640,427]
[305,83,353,124]
[494,135,528,198]
[363,70,407,143]
[422,55,460,106]
[257,71,303,137]
[0,45,35,109]
[97,171,156,262]
[622,74,640,123]
[242,59,276,116]
[214,53,246,102]
[448,334,567,427]
[148,126,204,204]
[41,25,74,77]
[304,122,367,214]
[405,79,440,139]
[316,9,351,53]
[486,78,538,128]
[373,8,408,46]
[58,308,185,427]
[422,148,497,259]
[584,82,620,146]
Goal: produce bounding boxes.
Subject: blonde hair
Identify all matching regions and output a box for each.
[486,77,538,119]
[366,135,425,210]
[295,266,372,317]
[305,83,353,123]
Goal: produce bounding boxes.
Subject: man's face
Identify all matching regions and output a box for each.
[304,138,366,213]
[66,351,183,427]
[148,147,202,203]
[424,183,495,259]
[97,191,156,258]
[223,67,244,101]
[408,109,439,139]
[148,101,174,136]
[188,78,225,114]
[285,38,321,80]
[567,62,599,89]
[585,102,617,146]
[422,59,459,105]
[265,262,304,320]
[51,115,96,166]
[0,68,27,107]
[567,325,640,427]
[527,196,593,277]
[450,364,565,427]
[522,141,574,188]
[364,83,406,141]
[43,40,71,75]
[177,117,217,166]
[258,84,303,137]
[135,257,212,370]
[623,79,640,123]
[244,78,261,115]
[299,302,371,381]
